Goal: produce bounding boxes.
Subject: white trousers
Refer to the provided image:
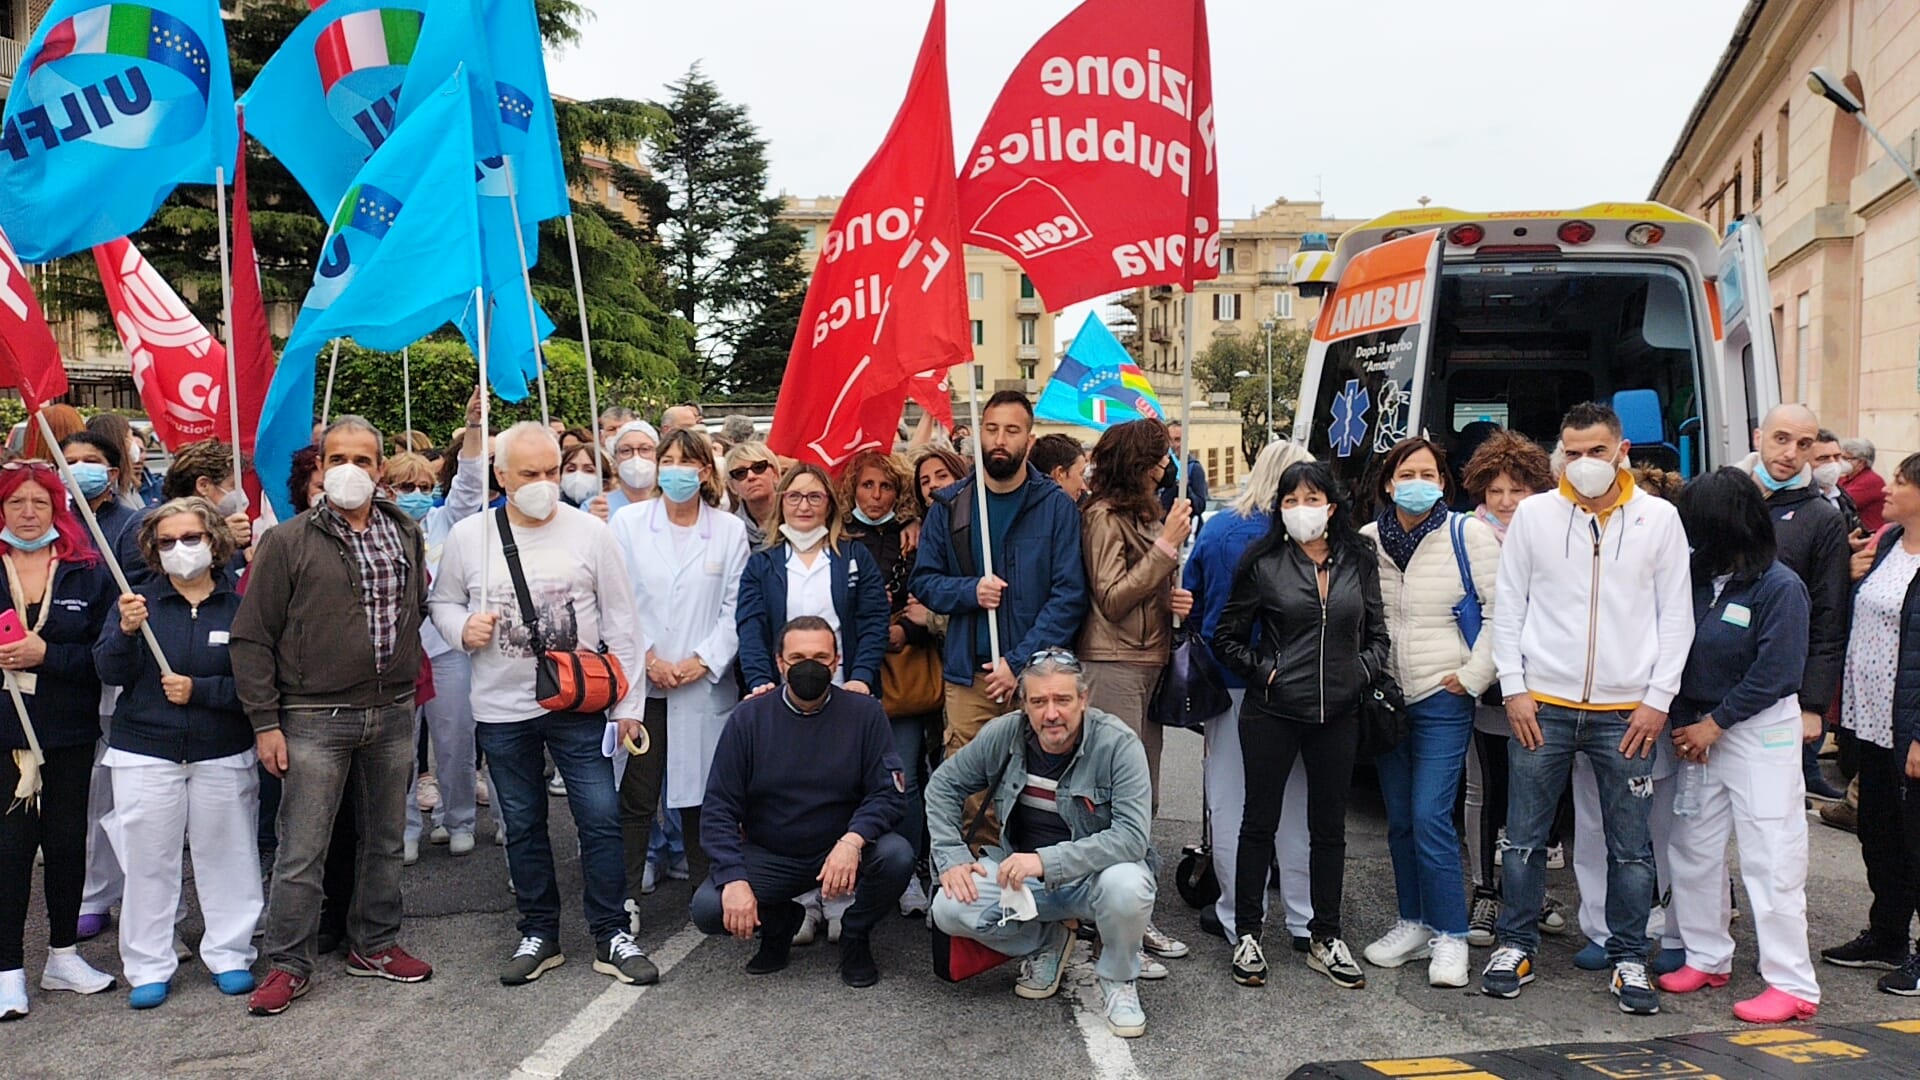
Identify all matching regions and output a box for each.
[1207,688,1311,941]
[81,722,124,916]
[108,759,263,987]
[1573,751,1679,949]
[1668,712,1820,1001]
[407,651,478,842]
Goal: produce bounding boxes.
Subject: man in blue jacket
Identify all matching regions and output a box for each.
[911,391,1089,766]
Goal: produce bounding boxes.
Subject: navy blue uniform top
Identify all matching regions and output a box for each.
[1673,561,1809,729]
[700,686,905,887]
[93,569,251,763]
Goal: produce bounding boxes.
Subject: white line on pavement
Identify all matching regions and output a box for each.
[1064,956,1145,1080]
[506,924,708,1080]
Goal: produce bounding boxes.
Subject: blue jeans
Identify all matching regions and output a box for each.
[890,715,930,863]
[929,857,1156,983]
[475,713,626,944]
[1496,704,1655,959]
[1377,690,1474,934]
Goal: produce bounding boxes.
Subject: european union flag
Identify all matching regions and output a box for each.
[0,0,239,261]
[1034,313,1168,432]
[254,71,483,518]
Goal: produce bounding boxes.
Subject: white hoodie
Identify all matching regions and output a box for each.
[1492,472,1694,711]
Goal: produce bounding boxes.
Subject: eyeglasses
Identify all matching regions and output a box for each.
[0,461,57,476]
[156,533,206,552]
[1029,647,1082,671]
[614,444,656,461]
[781,490,827,508]
[729,460,775,482]
[390,481,433,494]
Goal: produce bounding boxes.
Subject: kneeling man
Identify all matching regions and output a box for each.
[927,647,1156,1038]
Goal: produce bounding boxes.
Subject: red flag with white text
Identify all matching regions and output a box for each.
[767,0,971,470]
[0,228,69,411]
[957,0,1219,309]
[93,238,231,451]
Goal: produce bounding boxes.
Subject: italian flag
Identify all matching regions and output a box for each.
[1077,398,1109,425]
[32,4,212,96]
[314,8,421,92]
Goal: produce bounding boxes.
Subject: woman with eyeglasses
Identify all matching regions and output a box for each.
[1212,460,1389,992]
[0,461,117,1019]
[735,463,888,945]
[724,442,782,548]
[91,498,260,1009]
[593,421,661,521]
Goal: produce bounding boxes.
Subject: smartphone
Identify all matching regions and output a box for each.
[0,609,23,647]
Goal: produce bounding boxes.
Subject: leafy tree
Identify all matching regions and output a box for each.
[1196,325,1310,467]
[645,66,806,397]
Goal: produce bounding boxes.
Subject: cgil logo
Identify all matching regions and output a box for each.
[967,178,1093,259]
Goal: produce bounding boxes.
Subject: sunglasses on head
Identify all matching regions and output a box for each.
[1029,646,1082,671]
[729,460,774,482]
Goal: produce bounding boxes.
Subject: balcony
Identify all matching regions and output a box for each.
[1259,269,1290,286]
[1016,344,1039,361]
[1016,296,1041,315]
[1149,285,1174,299]
[1148,326,1171,344]
[0,36,22,84]
[993,378,1039,396]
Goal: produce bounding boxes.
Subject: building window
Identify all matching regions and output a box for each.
[1796,292,1811,374]
[1776,103,1790,189]
[1222,246,1237,273]
[797,227,815,252]
[606,179,623,210]
[1213,293,1241,321]
[1272,291,1292,320]
[1020,361,1036,381]
[971,320,985,346]
[1019,274,1035,299]
[1020,319,1037,346]
[1207,448,1219,479]
[1732,170,1743,219]
[967,272,984,300]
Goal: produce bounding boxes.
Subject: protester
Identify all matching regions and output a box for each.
[233,417,433,1016]
[1029,434,1088,504]
[1482,402,1693,1016]
[659,405,700,435]
[910,445,968,510]
[927,647,1156,1036]
[691,617,910,988]
[430,422,654,988]
[1212,460,1387,991]
[1821,451,1920,994]
[1656,468,1820,1022]
[724,441,781,549]
[0,460,117,1019]
[127,439,253,587]
[81,415,143,511]
[1158,421,1208,516]
[94,498,261,1008]
[1357,437,1499,989]
[912,392,1088,772]
[22,404,86,464]
[1456,431,1561,949]
[1839,437,1886,534]
[1812,430,1864,535]
[718,414,758,451]
[608,427,749,934]
[561,442,610,510]
[595,421,660,519]
[598,406,639,449]
[1183,440,1315,951]
[559,428,590,453]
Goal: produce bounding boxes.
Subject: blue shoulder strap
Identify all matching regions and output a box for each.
[1449,513,1476,604]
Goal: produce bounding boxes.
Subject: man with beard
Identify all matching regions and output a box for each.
[912,393,1088,775]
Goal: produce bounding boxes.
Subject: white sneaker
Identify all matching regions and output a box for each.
[40,948,114,994]
[448,831,475,856]
[1136,952,1170,980]
[1363,918,1432,968]
[403,838,419,866]
[494,822,507,847]
[1100,978,1146,1038]
[173,936,192,963]
[429,825,451,845]
[474,771,491,807]
[898,878,930,917]
[624,898,641,937]
[0,968,26,1019]
[641,861,659,895]
[1546,843,1566,870]
[1428,934,1470,988]
[547,773,567,796]
[415,773,440,812]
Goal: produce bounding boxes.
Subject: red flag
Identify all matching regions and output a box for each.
[225,109,275,461]
[767,0,971,471]
[0,227,69,411]
[93,238,230,451]
[957,0,1219,309]
[906,367,954,426]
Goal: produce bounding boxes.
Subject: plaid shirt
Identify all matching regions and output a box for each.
[319,503,411,673]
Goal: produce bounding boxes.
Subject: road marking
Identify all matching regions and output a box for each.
[506,924,707,1080]
[1064,956,1145,1080]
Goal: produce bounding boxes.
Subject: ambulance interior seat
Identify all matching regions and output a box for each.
[1613,388,1685,476]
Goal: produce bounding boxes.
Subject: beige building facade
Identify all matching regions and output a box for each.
[1652,0,1920,462]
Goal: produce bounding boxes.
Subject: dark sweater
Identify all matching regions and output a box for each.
[1764,484,1849,713]
[0,558,114,752]
[1673,561,1809,729]
[92,570,251,763]
[700,687,905,887]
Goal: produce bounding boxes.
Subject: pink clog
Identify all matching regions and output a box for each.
[1657,965,1730,993]
[1733,986,1818,1024]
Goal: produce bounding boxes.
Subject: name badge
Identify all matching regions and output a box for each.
[1761,726,1798,749]
[208,630,230,646]
[1721,603,1752,628]
[703,562,723,575]
[5,671,36,696]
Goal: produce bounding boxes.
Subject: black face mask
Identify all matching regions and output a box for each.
[785,659,833,703]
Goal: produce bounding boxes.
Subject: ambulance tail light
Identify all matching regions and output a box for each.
[1556,221,1596,245]
[1446,224,1485,246]
[1626,223,1666,247]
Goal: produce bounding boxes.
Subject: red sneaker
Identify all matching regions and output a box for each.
[247,970,310,1016]
[345,945,433,983]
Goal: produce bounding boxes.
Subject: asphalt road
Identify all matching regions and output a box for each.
[6,729,1914,1080]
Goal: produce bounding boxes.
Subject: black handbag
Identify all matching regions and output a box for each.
[1148,622,1233,731]
[1356,667,1409,760]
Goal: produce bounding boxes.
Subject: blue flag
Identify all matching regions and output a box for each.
[0,0,239,261]
[254,71,482,519]
[1034,314,1168,431]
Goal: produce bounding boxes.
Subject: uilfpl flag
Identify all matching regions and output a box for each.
[254,71,483,518]
[0,227,69,410]
[1034,313,1165,432]
[0,0,238,261]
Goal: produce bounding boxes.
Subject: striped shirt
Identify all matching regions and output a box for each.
[1008,728,1074,851]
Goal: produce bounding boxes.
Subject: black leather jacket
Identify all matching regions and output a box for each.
[1211,539,1390,725]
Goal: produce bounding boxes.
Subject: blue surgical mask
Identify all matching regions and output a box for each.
[70,463,111,500]
[2,526,58,553]
[853,507,895,526]
[1391,479,1444,516]
[658,464,703,504]
[395,492,436,520]
[1755,464,1798,492]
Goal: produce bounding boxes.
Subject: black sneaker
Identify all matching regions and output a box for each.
[594,932,658,986]
[1467,892,1498,948]
[1612,961,1660,1015]
[748,902,802,975]
[1822,929,1908,970]
[1231,934,1267,987]
[499,936,564,986]
[839,936,879,988]
[1481,946,1533,999]
[1308,936,1366,989]
[1877,952,1920,996]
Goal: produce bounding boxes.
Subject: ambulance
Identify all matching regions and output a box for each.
[1286,203,1779,492]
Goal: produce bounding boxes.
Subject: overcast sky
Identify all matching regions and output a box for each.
[548,0,1751,334]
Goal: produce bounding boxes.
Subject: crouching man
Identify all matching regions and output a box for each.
[926,647,1156,1038]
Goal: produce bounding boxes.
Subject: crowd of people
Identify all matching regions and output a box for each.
[0,391,1913,1044]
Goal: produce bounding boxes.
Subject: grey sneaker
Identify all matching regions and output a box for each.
[1308,936,1366,989]
[1100,978,1146,1038]
[1014,924,1074,1000]
[1143,922,1189,959]
[595,932,658,985]
[499,936,564,986]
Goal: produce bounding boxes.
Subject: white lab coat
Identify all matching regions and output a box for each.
[610,499,749,809]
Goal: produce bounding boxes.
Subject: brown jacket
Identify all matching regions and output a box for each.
[1076,500,1178,665]
[231,501,428,733]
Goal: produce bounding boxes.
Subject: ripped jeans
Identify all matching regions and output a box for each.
[1495,703,1655,961]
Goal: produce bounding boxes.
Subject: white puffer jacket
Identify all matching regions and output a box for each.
[1361,512,1501,702]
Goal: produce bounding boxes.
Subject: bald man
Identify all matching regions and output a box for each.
[1741,403,1850,800]
[660,405,700,435]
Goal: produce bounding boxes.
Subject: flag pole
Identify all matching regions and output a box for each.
[321,340,341,424]
[564,214,605,482]
[474,285,492,604]
[31,410,173,676]
[502,160,551,428]
[402,346,413,444]
[213,165,243,491]
[964,362,1000,671]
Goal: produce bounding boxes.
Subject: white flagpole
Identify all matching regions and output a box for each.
[402,346,413,444]
[1178,293,1192,504]
[321,340,341,424]
[32,411,173,675]
[502,160,551,428]
[213,166,243,490]
[564,215,605,481]
[964,362,1000,668]
[474,286,492,605]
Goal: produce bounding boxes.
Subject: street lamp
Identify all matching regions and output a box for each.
[1260,318,1277,440]
[1809,67,1920,195]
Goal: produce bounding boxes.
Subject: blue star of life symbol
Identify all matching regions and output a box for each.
[1330,378,1370,458]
